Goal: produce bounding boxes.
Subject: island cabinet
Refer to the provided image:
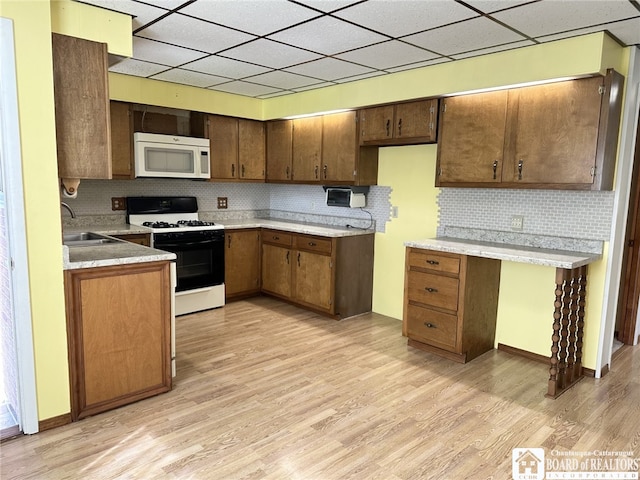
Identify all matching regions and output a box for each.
[225,229,261,301]
[52,33,112,191]
[262,230,375,318]
[358,99,438,146]
[206,115,265,181]
[436,69,624,190]
[403,248,501,363]
[266,120,293,182]
[64,261,172,421]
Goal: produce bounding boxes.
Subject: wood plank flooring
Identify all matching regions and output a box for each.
[1,296,639,479]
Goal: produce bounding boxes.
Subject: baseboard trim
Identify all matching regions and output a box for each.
[39,413,72,432]
[497,343,549,364]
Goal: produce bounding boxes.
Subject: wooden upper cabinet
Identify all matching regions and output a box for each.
[437,70,624,190]
[266,120,293,181]
[52,33,111,180]
[110,101,134,179]
[292,116,323,182]
[322,111,358,183]
[436,90,508,184]
[238,119,265,180]
[359,99,438,146]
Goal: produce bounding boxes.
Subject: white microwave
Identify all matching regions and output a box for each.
[134,132,210,179]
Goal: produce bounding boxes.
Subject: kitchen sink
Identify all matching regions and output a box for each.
[63,232,121,247]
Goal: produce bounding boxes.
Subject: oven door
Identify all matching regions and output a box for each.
[153,231,224,292]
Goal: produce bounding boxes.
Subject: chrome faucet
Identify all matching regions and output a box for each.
[61,202,76,218]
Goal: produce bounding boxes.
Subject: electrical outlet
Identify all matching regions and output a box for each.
[217,197,228,209]
[511,215,524,231]
[111,197,126,211]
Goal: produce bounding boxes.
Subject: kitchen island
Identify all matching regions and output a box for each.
[404,236,602,398]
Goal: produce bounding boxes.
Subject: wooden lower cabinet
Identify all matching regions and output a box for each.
[403,248,500,363]
[64,261,172,421]
[111,232,151,246]
[225,229,261,300]
[262,230,374,318]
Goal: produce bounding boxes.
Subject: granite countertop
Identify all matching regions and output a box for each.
[218,219,374,237]
[64,224,152,236]
[405,237,601,269]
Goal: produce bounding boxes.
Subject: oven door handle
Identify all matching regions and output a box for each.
[155,239,222,249]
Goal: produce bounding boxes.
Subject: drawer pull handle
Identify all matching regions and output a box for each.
[425,287,438,293]
[273,236,279,240]
[308,242,316,246]
[426,260,439,265]
[424,322,436,328]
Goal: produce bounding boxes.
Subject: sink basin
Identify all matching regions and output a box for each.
[63,232,121,247]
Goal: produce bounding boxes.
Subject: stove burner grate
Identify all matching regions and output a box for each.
[142,221,179,229]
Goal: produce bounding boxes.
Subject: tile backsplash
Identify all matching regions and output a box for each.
[61,179,392,232]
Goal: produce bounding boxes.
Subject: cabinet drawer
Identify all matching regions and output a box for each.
[295,235,332,255]
[262,229,293,247]
[407,271,459,311]
[408,250,460,275]
[406,304,457,350]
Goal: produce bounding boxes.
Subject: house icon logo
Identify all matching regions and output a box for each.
[512,448,545,480]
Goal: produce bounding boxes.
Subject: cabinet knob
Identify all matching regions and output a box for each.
[273,236,279,240]
[231,163,235,177]
[315,165,318,179]
[385,119,390,136]
[308,242,316,246]
[241,164,245,177]
[425,287,438,293]
[286,251,290,264]
[426,260,439,265]
[493,160,498,180]
[323,164,327,179]
[518,159,523,180]
[397,118,402,136]
[424,322,436,328]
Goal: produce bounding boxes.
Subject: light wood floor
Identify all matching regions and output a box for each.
[1,296,639,479]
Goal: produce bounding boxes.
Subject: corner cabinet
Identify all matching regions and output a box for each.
[225,229,261,301]
[64,261,172,421]
[262,230,375,318]
[436,70,624,190]
[359,99,438,146]
[52,33,112,184]
[403,248,501,363]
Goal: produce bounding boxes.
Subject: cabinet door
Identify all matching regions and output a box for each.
[52,33,111,180]
[266,120,293,181]
[110,101,134,179]
[394,99,437,142]
[436,90,508,185]
[262,244,292,298]
[239,119,265,180]
[208,115,238,180]
[322,111,357,183]
[294,250,332,311]
[503,76,603,185]
[225,229,261,298]
[359,105,394,143]
[292,116,323,182]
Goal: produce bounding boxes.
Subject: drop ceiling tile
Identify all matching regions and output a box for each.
[463,0,534,14]
[243,70,320,89]
[292,81,337,92]
[132,37,207,66]
[333,71,387,83]
[148,0,187,10]
[292,0,362,13]
[536,17,640,46]
[109,58,169,77]
[179,0,320,36]
[257,91,296,99]
[268,16,388,55]
[491,0,640,38]
[336,40,440,70]
[210,81,284,97]
[334,0,478,37]
[74,0,168,29]
[220,39,322,69]
[403,16,527,56]
[151,68,230,88]
[386,57,451,73]
[136,13,256,54]
[182,55,271,78]
[284,57,374,81]
[451,39,536,59]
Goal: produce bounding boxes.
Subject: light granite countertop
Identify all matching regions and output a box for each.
[405,237,601,269]
[217,219,374,237]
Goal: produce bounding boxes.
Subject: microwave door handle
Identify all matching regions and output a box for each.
[155,239,222,249]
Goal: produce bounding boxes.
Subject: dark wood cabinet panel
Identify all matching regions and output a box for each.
[294,250,333,311]
[262,243,292,299]
[208,115,239,180]
[359,99,437,146]
[292,116,323,182]
[359,105,395,143]
[225,229,261,300]
[322,111,358,183]
[110,101,134,179]
[238,119,265,180]
[266,120,293,181]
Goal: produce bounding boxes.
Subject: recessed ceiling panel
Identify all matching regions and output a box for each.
[451,39,536,59]
[244,70,321,89]
[334,71,387,83]
[132,37,207,66]
[210,81,283,97]
[336,40,441,70]
[403,16,528,56]
[463,0,534,14]
[293,0,362,13]
[334,0,478,37]
[537,17,640,46]
[109,58,169,77]
[151,68,230,88]
[179,0,321,36]
[491,0,640,38]
[182,54,271,78]
[268,16,388,55]
[75,0,168,29]
[220,39,322,69]
[284,57,375,81]
[386,58,451,73]
[136,13,256,53]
